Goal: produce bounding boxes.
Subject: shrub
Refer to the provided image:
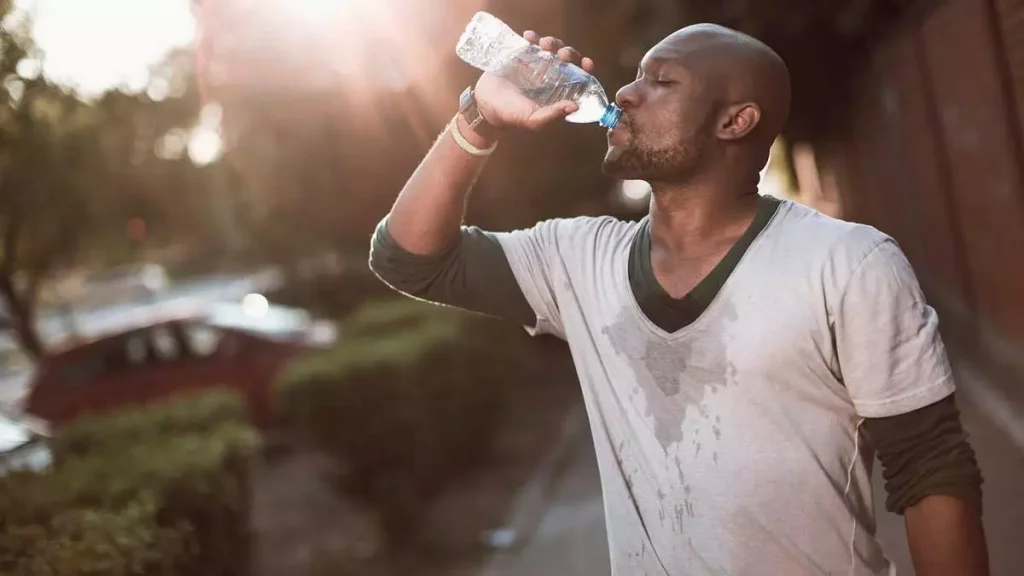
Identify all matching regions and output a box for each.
[51,389,246,462]
[277,298,525,547]
[1,413,258,575]
[0,494,190,576]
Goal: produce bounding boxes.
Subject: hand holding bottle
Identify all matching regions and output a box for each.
[473,31,596,131]
[457,13,620,132]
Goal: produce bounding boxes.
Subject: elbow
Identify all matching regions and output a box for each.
[367,218,450,298]
[368,225,413,293]
[367,254,393,290]
[868,397,984,515]
[367,229,391,284]
[367,220,388,279]
[368,259,419,297]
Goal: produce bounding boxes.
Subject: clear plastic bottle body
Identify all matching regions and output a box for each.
[456,12,621,128]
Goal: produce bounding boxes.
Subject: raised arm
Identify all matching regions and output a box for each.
[369,32,593,326]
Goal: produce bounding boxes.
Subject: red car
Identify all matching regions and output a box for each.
[23,300,336,429]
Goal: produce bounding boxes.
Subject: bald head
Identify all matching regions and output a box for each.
[657,24,791,143]
[603,23,791,182]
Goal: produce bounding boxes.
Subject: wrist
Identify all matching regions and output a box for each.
[457,86,501,144]
[451,114,498,156]
[455,113,499,148]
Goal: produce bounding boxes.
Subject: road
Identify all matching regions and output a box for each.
[484,360,1024,576]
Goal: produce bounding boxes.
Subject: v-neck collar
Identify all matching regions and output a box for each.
[626,195,783,335]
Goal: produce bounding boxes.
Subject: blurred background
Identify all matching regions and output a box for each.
[0,0,1021,574]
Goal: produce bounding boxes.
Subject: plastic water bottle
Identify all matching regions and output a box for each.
[456,12,622,129]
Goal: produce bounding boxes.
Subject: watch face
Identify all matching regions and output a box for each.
[458,86,490,132]
[459,87,473,111]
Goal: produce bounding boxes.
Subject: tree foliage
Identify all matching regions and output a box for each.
[0,0,657,358]
[0,8,232,358]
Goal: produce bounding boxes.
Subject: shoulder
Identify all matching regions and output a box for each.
[495,215,641,258]
[555,215,640,250]
[772,198,897,269]
[771,199,916,300]
[541,214,639,241]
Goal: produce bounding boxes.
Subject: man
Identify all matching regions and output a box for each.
[369,23,988,575]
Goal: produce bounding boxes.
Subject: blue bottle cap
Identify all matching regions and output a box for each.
[599,104,622,129]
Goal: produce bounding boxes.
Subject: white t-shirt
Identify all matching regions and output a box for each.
[494,199,955,575]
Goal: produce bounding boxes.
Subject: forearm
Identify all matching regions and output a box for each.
[386,114,496,255]
[905,494,989,575]
[864,394,988,575]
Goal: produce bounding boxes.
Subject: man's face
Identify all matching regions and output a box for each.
[602,42,719,182]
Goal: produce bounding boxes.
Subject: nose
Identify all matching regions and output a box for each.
[615,80,641,110]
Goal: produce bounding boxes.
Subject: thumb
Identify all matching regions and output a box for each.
[524,101,578,130]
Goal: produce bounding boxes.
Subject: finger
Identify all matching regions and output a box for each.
[557,46,582,64]
[525,101,578,131]
[581,57,595,72]
[523,30,540,44]
[538,36,564,53]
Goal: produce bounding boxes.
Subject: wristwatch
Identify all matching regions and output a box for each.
[458,86,498,140]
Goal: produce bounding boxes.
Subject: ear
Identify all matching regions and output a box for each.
[717,103,761,141]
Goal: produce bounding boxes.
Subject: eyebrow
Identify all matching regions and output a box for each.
[638,56,692,81]
[640,55,672,68]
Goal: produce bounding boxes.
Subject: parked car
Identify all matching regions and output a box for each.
[72,263,171,308]
[0,341,32,377]
[0,409,52,475]
[22,298,337,429]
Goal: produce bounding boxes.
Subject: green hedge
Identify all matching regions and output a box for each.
[0,493,189,576]
[277,298,524,547]
[50,389,246,462]
[1,391,258,576]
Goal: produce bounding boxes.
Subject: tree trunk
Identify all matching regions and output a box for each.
[0,271,44,360]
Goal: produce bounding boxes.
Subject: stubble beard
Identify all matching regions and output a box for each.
[602,139,706,183]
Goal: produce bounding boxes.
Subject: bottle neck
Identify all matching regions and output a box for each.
[599,105,622,129]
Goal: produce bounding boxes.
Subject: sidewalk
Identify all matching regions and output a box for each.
[479,432,609,576]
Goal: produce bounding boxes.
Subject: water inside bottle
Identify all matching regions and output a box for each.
[567,87,615,124]
[520,84,612,124]
[456,12,621,128]
[497,46,617,123]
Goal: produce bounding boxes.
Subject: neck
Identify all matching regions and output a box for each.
[646,173,760,258]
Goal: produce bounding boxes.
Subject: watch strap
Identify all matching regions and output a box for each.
[450,116,498,156]
[458,86,498,141]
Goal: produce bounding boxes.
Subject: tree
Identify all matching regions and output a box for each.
[0,8,216,359]
[0,12,103,357]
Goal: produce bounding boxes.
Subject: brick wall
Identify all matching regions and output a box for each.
[809,0,1024,386]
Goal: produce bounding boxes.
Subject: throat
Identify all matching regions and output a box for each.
[648,192,762,253]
